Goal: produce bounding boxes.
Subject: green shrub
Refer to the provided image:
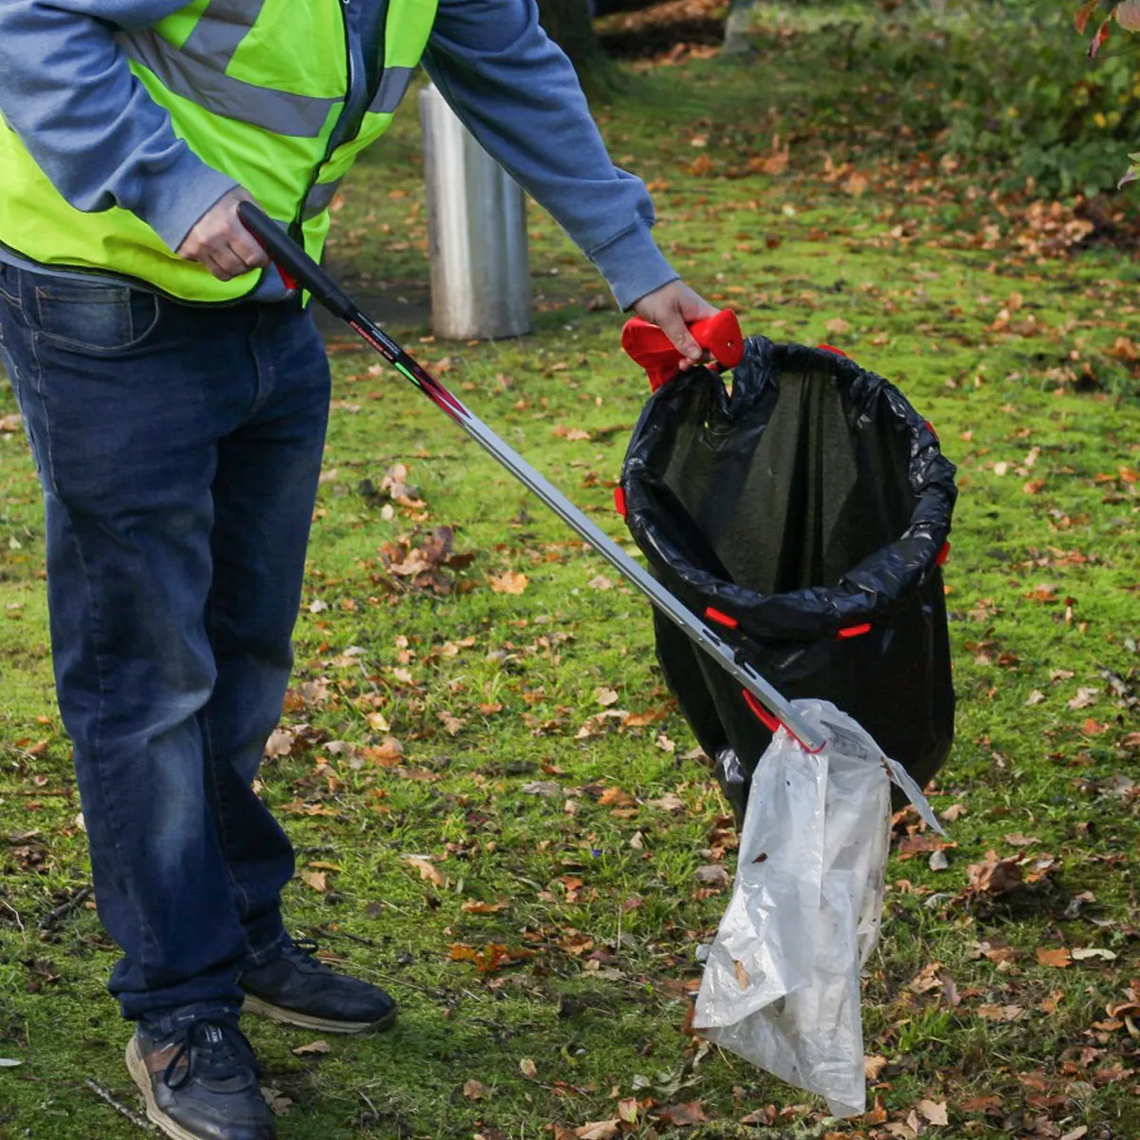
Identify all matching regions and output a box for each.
[799,0,1140,195]
[934,2,1140,195]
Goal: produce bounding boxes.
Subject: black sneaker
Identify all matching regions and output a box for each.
[125,1016,276,1140]
[239,938,397,1034]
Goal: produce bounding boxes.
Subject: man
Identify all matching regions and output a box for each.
[0,2,714,1137]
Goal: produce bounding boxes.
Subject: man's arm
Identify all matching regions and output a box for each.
[0,0,264,278]
[422,0,713,355]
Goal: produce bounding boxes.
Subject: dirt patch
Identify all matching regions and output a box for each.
[597,0,726,59]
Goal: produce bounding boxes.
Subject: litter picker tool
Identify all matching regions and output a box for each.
[238,202,825,752]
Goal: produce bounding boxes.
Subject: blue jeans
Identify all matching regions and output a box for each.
[0,262,330,1021]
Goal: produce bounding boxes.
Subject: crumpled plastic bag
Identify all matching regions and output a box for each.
[692,698,944,1118]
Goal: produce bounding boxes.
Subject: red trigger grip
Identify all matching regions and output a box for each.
[275,263,298,292]
[621,309,744,391]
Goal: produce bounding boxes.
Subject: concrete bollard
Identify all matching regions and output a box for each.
[419,82,532,340]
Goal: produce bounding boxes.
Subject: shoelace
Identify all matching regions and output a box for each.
[163,1018,258,1091]
[282,936,332,972]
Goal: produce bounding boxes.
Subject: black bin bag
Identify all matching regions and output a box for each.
[620,337,957,822]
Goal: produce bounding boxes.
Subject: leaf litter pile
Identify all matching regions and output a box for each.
[1,8,1139,1140]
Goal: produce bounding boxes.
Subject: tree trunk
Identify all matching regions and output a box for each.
[536,0,615,98]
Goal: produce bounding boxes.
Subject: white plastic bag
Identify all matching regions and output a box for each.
[692,698,943,1118]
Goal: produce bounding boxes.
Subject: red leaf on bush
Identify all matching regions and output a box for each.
[1088,17,1111,57]
[1074,0,1102,34]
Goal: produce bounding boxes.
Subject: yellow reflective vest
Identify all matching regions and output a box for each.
[0,0,438,302]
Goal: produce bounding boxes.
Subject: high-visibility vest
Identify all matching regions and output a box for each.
[0,0,438,302]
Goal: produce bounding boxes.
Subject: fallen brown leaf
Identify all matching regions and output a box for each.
[897,834,954,860]
[862,1099,888,1125]
[864,1054,889,1080]
[404,855,447,888]
[966,850,1023,895]
[739,1105,777,1126]
[976,1003,1025,1022]
[574,1120,620,1140]
[437,710,464,736]
[656,1101,708,1127]
[1003,833,1039,847]
[959,1094,1002,1113]
[917,1099,949,1126]
[694,864,730,887]
[362,737,403,768]
[462,899,508,914]
[262,1086,293,1115]
[884,1117,918,1139]
[449,942,535,974]
[489,571,528,595]
[908,961,945,994]
[264,729,295,758]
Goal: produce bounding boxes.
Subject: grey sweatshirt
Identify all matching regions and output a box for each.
[0,0,678,309]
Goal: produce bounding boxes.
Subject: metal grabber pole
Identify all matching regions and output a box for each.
[237,203,826,753]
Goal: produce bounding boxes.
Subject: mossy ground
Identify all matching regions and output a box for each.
[1,8,1137,1140]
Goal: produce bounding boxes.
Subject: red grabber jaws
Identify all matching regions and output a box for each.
[621,309,745,391]
[741,689,825,754]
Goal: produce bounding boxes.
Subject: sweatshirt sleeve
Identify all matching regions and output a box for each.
[0,0,238,252]
[421,0,679,310]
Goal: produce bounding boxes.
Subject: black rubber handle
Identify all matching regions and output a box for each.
[237,201,356,319]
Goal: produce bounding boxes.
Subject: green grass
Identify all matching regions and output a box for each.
[2,15,1139,1140]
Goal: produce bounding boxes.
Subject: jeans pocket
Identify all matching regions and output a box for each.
[0,263,20,311]
[33,279,160,355]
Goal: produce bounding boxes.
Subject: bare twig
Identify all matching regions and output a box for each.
[40,885,92,931]
[83,1077,155,1132]
[357,1087,380,1122]
[0,897,25,933]
[314,923,376,948]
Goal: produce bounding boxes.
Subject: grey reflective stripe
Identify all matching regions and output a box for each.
[119,29,341,138]
[181,0,266,69]
[368,67,415,114]
[302,178,343,220]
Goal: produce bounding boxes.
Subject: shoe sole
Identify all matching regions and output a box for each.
[125,1037,213,1140]
[241,993,397,1035]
